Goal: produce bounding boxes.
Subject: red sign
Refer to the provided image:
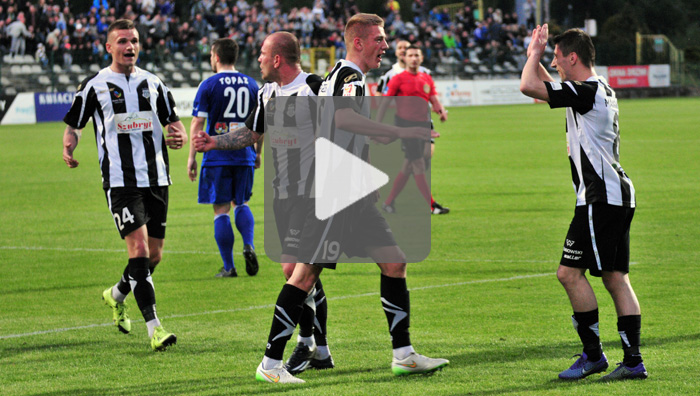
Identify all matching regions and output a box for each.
[607,65,650,88]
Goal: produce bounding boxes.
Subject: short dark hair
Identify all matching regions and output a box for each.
[212,38,239,65]
[270,32,300,65]
[553,28,595,68]
[107,19,136,38]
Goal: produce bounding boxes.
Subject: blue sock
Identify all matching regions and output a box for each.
[234,204,255,248]
[214,214,235,271]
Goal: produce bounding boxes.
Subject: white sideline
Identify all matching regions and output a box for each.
[0,245,555,263]
[0,273,553,340]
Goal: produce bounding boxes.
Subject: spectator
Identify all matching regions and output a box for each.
[7,12,32,57]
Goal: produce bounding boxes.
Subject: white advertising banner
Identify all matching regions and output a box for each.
[648,64,671,87]
[1,93,36,125]
[169,87,199,118]
[434,79,535,107]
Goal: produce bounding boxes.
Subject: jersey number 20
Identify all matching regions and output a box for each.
[223,86,250,119]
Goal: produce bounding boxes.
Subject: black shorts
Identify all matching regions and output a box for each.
[274,197,311,259]
[342,199,398,258]
[395,116,431,161]
[287,197,341,269]
[105,186,169,239]
[560,203,635,277]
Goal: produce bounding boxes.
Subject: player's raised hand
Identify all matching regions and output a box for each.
[193,131,215,152]
[165,121,187,149]
[527,24,548,59]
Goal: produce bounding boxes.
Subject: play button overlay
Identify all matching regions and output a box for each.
[263,96,430,263]
[314,137,389,220]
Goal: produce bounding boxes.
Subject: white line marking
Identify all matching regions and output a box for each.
[0,245,556,263]
[0,272,556,340]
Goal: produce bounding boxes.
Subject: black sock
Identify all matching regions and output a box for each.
[313,278,328,347]
[128,257,157,322]
[116,264,131,296]
[572,309,602,361]
[380,274,411,349]
[265,284,308,360]
[298,292,315,339]
[618,315,642,367]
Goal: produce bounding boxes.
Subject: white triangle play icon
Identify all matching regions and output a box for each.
[315,137,389,221]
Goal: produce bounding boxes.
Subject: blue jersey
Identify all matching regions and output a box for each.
[192,70,259,167]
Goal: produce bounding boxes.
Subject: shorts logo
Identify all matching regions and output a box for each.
[566,239,575,247]
[290,229,300,236]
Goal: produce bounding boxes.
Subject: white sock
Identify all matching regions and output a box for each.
[315,345,330,359]
[298,336,315,348]
[262,356,282,370]
[393,345,415,360]
[112,284,127,303]
[146,318,161,338]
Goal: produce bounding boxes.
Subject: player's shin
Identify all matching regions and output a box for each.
[380,274,412,355]
[618,315,643,366]
[572,309,603,361]
[264,284,308,368]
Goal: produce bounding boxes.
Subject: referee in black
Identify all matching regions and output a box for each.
[62,19,186,351]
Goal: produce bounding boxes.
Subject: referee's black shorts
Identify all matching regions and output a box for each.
[560,203,635,277]
[395,115,431,161]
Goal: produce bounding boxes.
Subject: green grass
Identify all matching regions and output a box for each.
[1,97,699,395]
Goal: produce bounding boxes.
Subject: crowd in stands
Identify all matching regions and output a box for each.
[1,0,536,79]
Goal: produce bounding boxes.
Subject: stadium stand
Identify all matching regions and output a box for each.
[0,0,539,93]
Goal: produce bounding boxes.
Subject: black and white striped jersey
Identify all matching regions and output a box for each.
[318,59,370,162]
[245,71,322,199]
[545,76,635,207]
[64,66,180,189]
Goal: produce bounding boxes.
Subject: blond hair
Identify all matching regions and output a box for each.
[344,13,384,47]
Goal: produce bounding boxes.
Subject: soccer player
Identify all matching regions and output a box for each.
[251,13,449,384]
[520,25,647,381]
[187,38,260,278]
[62,19,186,351]
[377,45,449,215]
[376,40,430,96]
[193,31,335,376]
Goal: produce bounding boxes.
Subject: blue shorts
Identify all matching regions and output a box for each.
[198,166,254,205]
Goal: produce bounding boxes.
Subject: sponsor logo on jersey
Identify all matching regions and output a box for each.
[114,111,154,133]
[343,84,356,97]
[214,122,228,135]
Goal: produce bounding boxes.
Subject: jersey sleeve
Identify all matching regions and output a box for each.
[63,75,97,129]
[545,80,598,114]
[427,75,437,97]
[155,78,180,126]
[333,68,364,112]
[192,80,210,118]
[245,87,266,134]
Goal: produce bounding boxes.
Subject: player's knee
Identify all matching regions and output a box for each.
[601,271,627,291]
[149,252,162,267]
[556,265,581,286]
[281,263,295,280]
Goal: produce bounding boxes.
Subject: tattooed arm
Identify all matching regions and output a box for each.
[62,125,82,168]
[192,125,262,152]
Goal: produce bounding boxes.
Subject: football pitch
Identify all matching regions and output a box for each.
[1,97,699,395]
